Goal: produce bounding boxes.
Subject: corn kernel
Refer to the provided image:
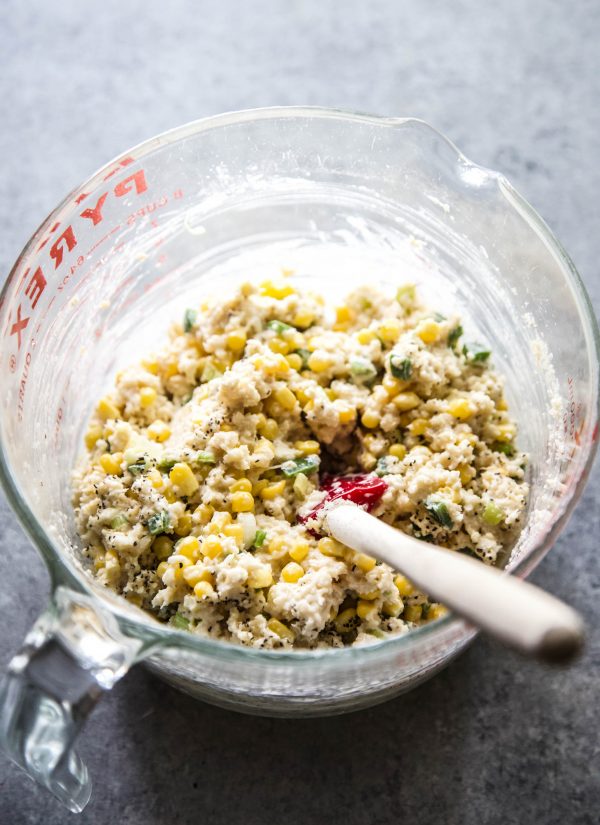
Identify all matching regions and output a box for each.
[427,603,447,621]
[147,468,163,489]
[224,523,245,546]
[148,420,171,442]
[163,485,178,503]
[408,418,428,436]
[388,444,406,460]
[361,410,380,429]
[318,537,346,558]
[267,617,295,641]
[354,552,376,572]
[458,464,474,485]
[335,305,353,325]
[176,535,200,560]
[202,535,222,559]
[497,397,508,411]
[378,320,401,343]
[382,375,409,397]
[174,512,193,537]
[231,491,254,512]
[156,560,169,578]
[139,386,157,408]
[153,535,174,561]
[98,397,120,421]
[247,566,273,588]
[275,386,297,411]
[230,478,252,493]
[404,604,423,623]
[292,312,314,328]
[335,608,358,634]
[336,402,356,424]
[260,279,295,299]
[268,338,290,355]
[169,462,199,496]
[100,452,123,476]
[85,425,104,450]
[448,398,476,420]
[288,540,310,562]
[293,440,320,455]
[394,575,415,597]
[357,599,378,620]
[164,360,179,378]
[307,352,333,372]
[281,561,304,583]
[268,535,291,555]
[194,581,215,599]
[416,319,440,344]
[393,392,421,412]
[361,589,380,601]
[257,417,279,440]
[142,358,159,375]
[357,328,377,345]
[383,600,402,617]
[209,511,232,532]
[193,503,214,525]
[183,565,214,587]
[226,330,247,352]
[494,423,516,442]
[285,353,303,371]
[260,480,287,500]
[252,479,269,496]
[295,387,312,406]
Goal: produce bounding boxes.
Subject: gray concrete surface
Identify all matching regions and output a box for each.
[0,1,598,823]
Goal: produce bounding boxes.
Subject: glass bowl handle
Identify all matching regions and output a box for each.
[0,586,142,812]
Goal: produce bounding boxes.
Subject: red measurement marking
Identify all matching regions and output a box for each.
[80,192,108,226]
[102,156,135,181]
[25,267,47,309]
[75,192,88,205]
[50,226,77,269]
[10,305,29,348]
[9,354,16,373]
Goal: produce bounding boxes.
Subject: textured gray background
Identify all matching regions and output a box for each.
[0,1,599,823]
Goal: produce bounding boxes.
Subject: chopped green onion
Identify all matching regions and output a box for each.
[194,451,216,465]
[183,308,197,333]
[281,455,320,477]
[200,362,221,383]
[366,628,386,639]
[110,514,129,530]
[253,529,267,548]
[294,348,311,369]
[147,510,171,535]
[491,441,515,456]
[267,319,294,334]
[482,500,504,526]
[389,355,412,380]
[433,312,447,322]
[396,283,416,308]
[172,612,190,630]
[423,496,453,528]
[375,457,389,477]
[447,325,463,348]
[127,460,148,476]
[157,455,177,471]
[350,358,377,382]
[463,341,491,363]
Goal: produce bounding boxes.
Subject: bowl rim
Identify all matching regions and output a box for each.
[1,105,598,666]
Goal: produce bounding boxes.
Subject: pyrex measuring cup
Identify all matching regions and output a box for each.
[0,108,598,813]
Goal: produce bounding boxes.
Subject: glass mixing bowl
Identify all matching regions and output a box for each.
[0,107,598,812]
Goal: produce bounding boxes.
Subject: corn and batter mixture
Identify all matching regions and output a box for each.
[73,277,528,648]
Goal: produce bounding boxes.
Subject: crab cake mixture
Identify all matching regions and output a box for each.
[73,277,528,648]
